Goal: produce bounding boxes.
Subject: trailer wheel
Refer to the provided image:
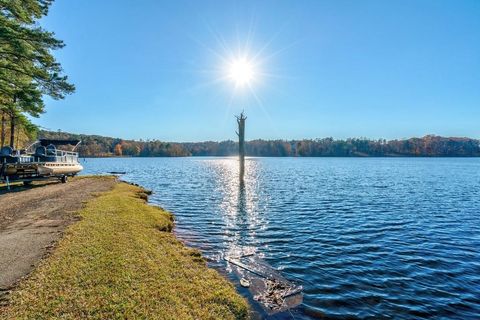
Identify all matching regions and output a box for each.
[61,175,68,183]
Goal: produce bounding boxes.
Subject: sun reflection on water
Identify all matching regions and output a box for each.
[206,157,266,260]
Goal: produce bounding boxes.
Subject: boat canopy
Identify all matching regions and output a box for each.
[39,139,81,147]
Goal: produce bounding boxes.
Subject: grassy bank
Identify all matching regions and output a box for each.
[1,181,248,319]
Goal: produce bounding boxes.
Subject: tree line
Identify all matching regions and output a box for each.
[0,0,74,149]
[39,130,480,157]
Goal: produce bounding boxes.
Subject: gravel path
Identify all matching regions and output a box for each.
[0,177,116,303]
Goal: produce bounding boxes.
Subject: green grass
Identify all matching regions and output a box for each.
[1,182,249,319]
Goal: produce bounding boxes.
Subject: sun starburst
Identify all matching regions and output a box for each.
[227,57,256,87]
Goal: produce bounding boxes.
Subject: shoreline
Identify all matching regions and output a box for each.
[0,177,249,319]
[80,155,480,158]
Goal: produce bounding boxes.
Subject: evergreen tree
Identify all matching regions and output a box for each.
[0,0,74,147]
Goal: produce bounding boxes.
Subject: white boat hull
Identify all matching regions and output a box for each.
[2,162,83,180]
[40,163,84,176]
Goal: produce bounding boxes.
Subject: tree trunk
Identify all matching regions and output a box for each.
[236,112,246,183]
[9,113,15,148]
[0,111,5,147]
[16,124,20,150]
[9,95,17,148]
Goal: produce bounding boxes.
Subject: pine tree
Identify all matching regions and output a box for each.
[0,0,74,147]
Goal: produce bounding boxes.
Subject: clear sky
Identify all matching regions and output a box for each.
[38,0,480,141]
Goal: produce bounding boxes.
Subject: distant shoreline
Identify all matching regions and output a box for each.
[79,155,480,158]
[40,130,480,158]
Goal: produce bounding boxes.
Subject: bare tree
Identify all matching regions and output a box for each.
[236,112,246,182]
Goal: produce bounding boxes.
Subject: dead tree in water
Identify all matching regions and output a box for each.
[236,112,247,182]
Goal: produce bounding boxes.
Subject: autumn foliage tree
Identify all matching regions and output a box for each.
[114,143,123,156]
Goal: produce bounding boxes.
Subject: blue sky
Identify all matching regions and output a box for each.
[39,0,480,141]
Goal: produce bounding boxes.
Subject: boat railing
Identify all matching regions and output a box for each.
[55,150,79,163]
[2,150,79,164]
[50,150,78,157]
[43,150,79,162]
[18,155,36,163]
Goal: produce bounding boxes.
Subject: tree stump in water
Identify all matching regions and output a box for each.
[236,112,246,182]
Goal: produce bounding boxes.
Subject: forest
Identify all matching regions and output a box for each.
[39,130,480,157]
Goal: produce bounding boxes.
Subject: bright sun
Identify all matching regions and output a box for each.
[227,58,255,87]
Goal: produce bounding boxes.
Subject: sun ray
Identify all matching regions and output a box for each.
[203,19,236,61]
[189,35,230,65]
[246,82,281,138]
[244,13,257,55]
[249,19,296,63]
[256,71,296,80]
[221,86,238,130]
[255,38,302,66]
[185,14,295,137]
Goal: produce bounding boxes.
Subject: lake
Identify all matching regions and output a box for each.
[82,157,480,319]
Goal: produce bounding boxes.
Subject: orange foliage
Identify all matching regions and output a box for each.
[114,143,123,156]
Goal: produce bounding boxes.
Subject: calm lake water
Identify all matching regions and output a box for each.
[82,157,480,319]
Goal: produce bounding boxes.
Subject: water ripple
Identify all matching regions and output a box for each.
[83,157,480,319]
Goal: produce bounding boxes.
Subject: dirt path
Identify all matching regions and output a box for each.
[0,177,116,302]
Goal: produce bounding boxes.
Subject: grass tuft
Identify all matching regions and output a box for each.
[1,182,248,319]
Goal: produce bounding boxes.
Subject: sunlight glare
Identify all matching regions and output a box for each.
[227,57,255,87]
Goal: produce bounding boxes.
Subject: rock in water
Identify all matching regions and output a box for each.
[240,278,250,287]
